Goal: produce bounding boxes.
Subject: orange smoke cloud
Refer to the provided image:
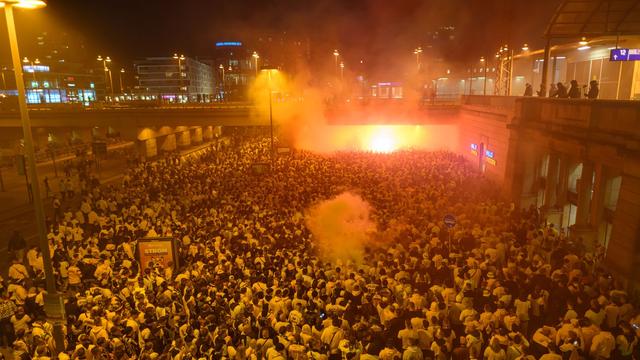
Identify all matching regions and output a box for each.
[294,124,458,153]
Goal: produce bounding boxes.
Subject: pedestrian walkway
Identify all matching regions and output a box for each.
[0,141,215,276]
[0,142,135,216]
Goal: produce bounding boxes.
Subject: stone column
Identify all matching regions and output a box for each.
[556,155,570,206]
[136,138,157,160]
[192,127,203,144]
[544,153,559,208]
[575,161,594,227]
[590,164,607,229]
[160,134,177,152]
[606,173,640,293]
[203,126,213,141]
[178,131,191,148]
[573,161,598,248]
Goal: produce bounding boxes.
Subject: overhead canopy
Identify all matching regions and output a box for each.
[545,0,640,38]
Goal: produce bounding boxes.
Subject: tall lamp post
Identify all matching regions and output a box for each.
[252,51,259,77]
[1,0,65,353]
[219,64,225,101]
[333,49,339,77]
[261,67,278,167]
[480,56,487,96]
[413,47,423,71]
[173,53,185,102]
[119,68,125,94]
[97,55,113,101]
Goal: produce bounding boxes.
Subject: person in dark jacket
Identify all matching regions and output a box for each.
[568,80,581,98]
[585,80,599,99]
[524,83,533,96]
[555,82,568,98]
[548,83,558,97]
[8,231,26,262]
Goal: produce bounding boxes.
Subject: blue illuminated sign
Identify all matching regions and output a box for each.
[610,48,640,61]
[470,143,478,150]
[216,41,242,47]
[485,149,494,159]
[22,65,49,73]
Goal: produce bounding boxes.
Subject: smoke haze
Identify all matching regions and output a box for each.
[305,192,377,264]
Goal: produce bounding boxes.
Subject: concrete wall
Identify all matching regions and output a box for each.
[458,96,519,198]
[461,95,640,295]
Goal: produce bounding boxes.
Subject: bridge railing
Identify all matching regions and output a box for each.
[461,95,520,110]
[516,97,640,140]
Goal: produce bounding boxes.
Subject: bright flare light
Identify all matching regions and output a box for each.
[295,124,458,154]
[367,127,397,153]
[0,0,47,9]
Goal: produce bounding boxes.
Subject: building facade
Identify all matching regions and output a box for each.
[459,95,640,294]
[211,41,255,101]
[134,57,214,103]
[0,62,103,105]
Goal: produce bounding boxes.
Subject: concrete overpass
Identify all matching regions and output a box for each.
[0,106,260,128]
[0,103,460,159]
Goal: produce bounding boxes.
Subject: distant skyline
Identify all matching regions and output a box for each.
[0,0,561,68]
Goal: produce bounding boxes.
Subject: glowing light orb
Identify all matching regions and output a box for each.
[367,127,397,153]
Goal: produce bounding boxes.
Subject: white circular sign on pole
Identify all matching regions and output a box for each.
[443,214,456,228]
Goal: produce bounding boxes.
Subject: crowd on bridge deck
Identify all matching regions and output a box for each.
[1,131,638,360]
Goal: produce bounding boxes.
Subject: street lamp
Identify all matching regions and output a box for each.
[218,64,225,101]
[522,43,529,51]
[97,55,113,101]
[119,68,125,94]
[333,49,339,76]
[252,51,259,77]
[480,56,487,96]
[1,0,65,354]
[261,67,278,167]
[414,46,423,70]
[0,66,6,89]
[173,53,185,102]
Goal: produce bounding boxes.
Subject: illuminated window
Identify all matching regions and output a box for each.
[31,81,38,88]
[90,83,95,89]
[26,90,42,104]
[43,81,50,88]
[48,90,61,103]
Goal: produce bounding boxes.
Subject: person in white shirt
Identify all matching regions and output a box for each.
[8,259,29,282]
[590,330,615,359]
[10,306,31,334]
[320,317,344,357]
[539,343,563,360]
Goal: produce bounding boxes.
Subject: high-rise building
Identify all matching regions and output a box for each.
[134,56,215,103]
[211,41,254,101]
[32,31,89,65]
[210,35,310,101]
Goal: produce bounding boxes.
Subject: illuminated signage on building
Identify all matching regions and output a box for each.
[610,48,640,61]
[485,149,496,165]
[216,41,243,47]
[470,143,478,156]
[23,65,50,73]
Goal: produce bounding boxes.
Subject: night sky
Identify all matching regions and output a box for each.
[1,0,561,66]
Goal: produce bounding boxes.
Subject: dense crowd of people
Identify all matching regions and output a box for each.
[1,134,638,360]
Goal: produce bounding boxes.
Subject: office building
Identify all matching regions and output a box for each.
[134,56,214,103]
